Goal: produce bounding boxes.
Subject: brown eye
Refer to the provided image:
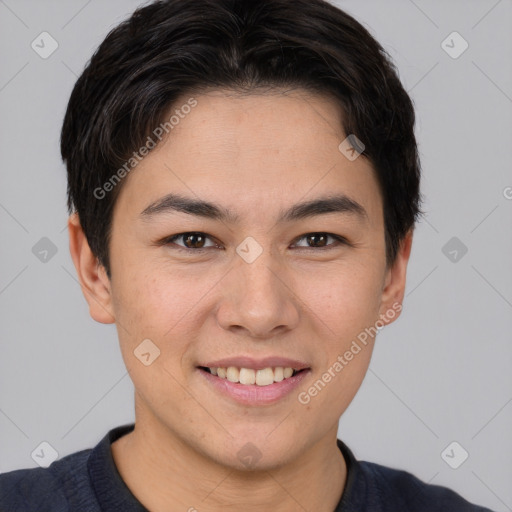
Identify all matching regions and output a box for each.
[293,232,347,249]
[165,232,217,251]
[181,233,206,248]
[306,233,328,247]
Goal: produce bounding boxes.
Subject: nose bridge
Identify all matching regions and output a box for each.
[216,243,300,337]
[241,250,281,304]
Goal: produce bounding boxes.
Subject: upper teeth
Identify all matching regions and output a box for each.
[209,366,296,386]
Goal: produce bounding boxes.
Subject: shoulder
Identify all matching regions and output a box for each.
[360,460,495,511]
[0,448,99,512]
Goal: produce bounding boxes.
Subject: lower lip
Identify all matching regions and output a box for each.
[197,368,311,406]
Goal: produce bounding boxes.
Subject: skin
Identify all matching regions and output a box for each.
[68,88,413,512]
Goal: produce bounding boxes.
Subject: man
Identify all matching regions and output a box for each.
[0,0,496,510]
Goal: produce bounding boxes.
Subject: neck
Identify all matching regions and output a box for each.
[112,417,347,512]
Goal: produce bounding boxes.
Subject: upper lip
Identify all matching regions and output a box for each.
[198,356,311,371]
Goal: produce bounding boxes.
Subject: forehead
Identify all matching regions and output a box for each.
[113,88,383,226]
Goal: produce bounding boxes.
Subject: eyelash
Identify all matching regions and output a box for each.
[160,232,350,253]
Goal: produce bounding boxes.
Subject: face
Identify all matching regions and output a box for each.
[72,88,411,471]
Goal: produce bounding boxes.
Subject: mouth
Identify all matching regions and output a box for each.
[196,360,311,405]
[197,365,308,386]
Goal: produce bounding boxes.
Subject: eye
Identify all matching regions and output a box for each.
[160,231,349,253]
[163,232,219,251]
[292,232,349,250]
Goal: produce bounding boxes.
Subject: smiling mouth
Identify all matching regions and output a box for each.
[197,366,308,386]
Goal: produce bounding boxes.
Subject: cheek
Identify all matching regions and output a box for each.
[300,261,383,341]
[110,260,220,367]
[110,264,188,349]
[110,269,196,407]
[294,267,380,423]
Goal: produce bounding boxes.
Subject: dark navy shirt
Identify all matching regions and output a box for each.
[0,423,495,511]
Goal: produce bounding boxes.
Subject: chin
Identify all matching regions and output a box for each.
[213,431,301,471]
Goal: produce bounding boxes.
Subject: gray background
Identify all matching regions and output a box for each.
[0,0,511,510]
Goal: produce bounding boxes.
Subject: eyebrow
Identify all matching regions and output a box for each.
[140,192,368,224]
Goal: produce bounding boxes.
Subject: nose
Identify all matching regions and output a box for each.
[215,250,300,339]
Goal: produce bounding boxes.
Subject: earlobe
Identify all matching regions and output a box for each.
[67,213,115,324]
[378,230,414,325]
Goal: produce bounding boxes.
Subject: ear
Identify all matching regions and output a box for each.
[377,229,413,326]
[68,212,115,324]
